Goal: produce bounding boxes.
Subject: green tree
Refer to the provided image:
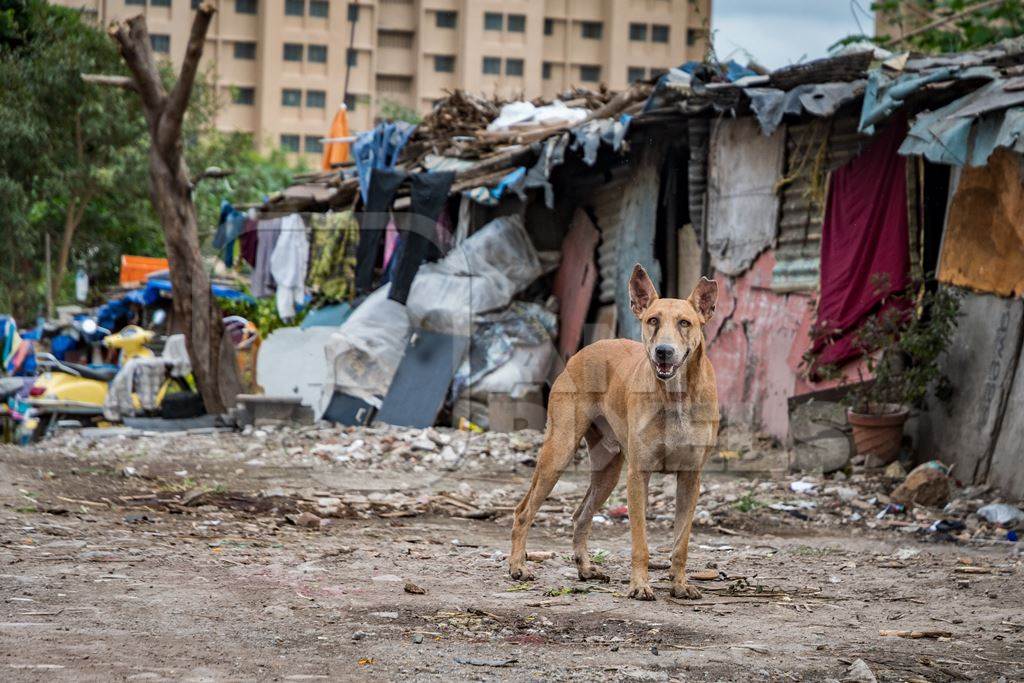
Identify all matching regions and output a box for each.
[873,0,1024,53]
[0,0,161,319]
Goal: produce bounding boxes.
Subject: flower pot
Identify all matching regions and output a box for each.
[847,405,909,467]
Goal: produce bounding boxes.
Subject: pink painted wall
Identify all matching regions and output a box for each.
[704,250,859,439]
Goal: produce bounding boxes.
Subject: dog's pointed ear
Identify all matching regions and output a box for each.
[628,264,659,318]
[688,276,718,324]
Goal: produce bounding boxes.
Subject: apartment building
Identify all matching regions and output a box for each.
[53,0,710,160]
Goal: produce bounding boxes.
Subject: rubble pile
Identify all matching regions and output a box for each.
[29,425,1023,547]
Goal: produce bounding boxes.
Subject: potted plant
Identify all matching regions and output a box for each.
[808,277,962,467]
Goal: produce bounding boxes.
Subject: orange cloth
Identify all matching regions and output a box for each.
[321,105,351,171]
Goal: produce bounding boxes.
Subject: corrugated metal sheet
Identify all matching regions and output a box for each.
[589,172,631,304]
[687,117,710,235]
[773,114,866,292]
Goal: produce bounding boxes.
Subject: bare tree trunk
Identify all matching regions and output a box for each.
[109,3,238,415]
[52,115,91,304]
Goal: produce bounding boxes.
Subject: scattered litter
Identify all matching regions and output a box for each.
[790,481,817,495]
[977,503,1024,527]
[878,629,952,639]
[454,657,517,667]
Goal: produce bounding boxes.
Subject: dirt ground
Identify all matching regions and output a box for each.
[0,425,1021,682]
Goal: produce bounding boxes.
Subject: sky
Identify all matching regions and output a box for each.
[711,0,875,70]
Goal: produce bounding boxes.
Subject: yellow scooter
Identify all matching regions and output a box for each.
[28,325,182,439]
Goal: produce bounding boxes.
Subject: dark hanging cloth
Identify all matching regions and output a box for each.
[812,114,910,369]
[388,171,455,305]
[240,218,259,268]
[355,169,406,294]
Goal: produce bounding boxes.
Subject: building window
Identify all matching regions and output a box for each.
[305,136,324,154]
[234,41,257,59]
[232,86,255,105]
[344,93,357,111]
[505,58,523,77]
[280,134,300,152]
[652,24,670,43]
[542,61,552,80]
[507,14,525,32]
[347,48,358,67]
[687,28,703,46]
[627,66,646,83]
[285,0,304,16]
[126,0,145,5]
[629,22,647,41]
[306,89,326,108]
[308,44,327,63]
[482,56,501,75]
[281,88,302,106]
[650,67,668,79]
[347,2,359,21]
[283,43,303,61]
[150,34,170,53]
[581,21,603,40]
[235,0,257,15]
[484,12,502,31]
[436,10,456,28]
[191,0,202,8]
[434,55,455,73]
[151,0,170,7]
[544,18,553,35]
[579,64,601,82]
[310,0,328,17]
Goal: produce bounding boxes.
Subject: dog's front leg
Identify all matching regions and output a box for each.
[625,466,654,600]
[668,468,702,599]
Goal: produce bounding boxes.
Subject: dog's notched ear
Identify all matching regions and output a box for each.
[628,263,659,318]
[689,276,718,323]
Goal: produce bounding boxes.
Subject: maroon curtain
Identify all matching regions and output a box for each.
[812,115,909,368]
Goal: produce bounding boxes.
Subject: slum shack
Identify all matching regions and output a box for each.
[244,44,1024,499]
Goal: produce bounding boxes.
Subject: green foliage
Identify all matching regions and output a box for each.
[0,0,160,318]
[378,98,422,125]
[872,0,1024,53]
[734,491,762,513]
[808,276,963,415]
[218,296,306,337]
[0,1,301,320]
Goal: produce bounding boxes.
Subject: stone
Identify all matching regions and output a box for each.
[890,461,951,507]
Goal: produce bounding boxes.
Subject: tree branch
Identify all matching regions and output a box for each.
[159,2,216,152]
[892,0,1004,46]
[81,73,137,90]
[108,14,167,123]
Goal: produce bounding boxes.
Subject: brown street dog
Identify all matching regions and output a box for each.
[509,264,719,600]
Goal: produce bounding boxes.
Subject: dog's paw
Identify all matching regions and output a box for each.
[509,564,536,581]
[627,581,656,601]
[670,582,702,600]
[577,566,610,583]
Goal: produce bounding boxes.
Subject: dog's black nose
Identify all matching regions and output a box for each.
[654,345,674,361]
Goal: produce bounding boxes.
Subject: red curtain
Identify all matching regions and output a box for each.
[812,115,910,368]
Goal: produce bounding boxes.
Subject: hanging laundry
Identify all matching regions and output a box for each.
[213,200,247,267]
[240,216,259,268]
[307,211,360,301]
[355,169,406,294]
[251,217,282,298]
[812,115,909,369]
[389,171,455,305]
[352,121,416,204]
[269,213,310,320]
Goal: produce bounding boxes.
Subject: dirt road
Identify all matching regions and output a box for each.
[0,425,1021,681]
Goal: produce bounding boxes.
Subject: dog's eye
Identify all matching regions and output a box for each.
[647,317,659,327]
[678,319,692,329]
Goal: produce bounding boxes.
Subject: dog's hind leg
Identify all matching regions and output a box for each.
[572,427,623,582]
[509,387,589,581]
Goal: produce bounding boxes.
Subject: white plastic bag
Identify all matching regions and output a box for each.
[406,213,541,337]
